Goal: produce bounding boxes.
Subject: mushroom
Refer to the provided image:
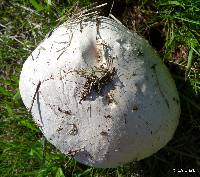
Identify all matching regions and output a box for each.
[19,16,180,168]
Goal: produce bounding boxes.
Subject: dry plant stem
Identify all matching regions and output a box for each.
[56,3,107,26]
[13,3,44,17]
[78,66,116,103]
[28,81,41,113]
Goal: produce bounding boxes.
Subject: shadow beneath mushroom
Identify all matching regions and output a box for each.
[136,61,200,177]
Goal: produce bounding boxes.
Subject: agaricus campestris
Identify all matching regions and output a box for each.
[19,16,180,168]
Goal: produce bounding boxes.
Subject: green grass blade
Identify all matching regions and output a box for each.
[159,1,185,8]
[174,16,200,25]
[185,47,194,79]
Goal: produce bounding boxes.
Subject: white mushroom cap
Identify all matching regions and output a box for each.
[19,16,180,168]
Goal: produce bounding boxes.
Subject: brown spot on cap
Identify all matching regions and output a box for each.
[132,105,139,111]
[104,115,112,119]
[100,131,108,136]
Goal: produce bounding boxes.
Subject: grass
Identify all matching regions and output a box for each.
[0,0,199,176]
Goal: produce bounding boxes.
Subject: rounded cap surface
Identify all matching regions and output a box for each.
[19,17,180,168]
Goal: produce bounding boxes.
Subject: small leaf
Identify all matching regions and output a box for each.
[30,0,44,12]
[0,86,12,97]
[6,103,13,117]
[55,167,65,177]
[19,119,40,132]
[45,0,52,5]
[29,146,43,160]
[13,90,21,101]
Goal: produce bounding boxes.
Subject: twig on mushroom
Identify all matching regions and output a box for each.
[28,81,41,113]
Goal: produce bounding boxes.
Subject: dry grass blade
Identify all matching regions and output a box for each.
[13,3,44,17]
[57,2,107,25]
